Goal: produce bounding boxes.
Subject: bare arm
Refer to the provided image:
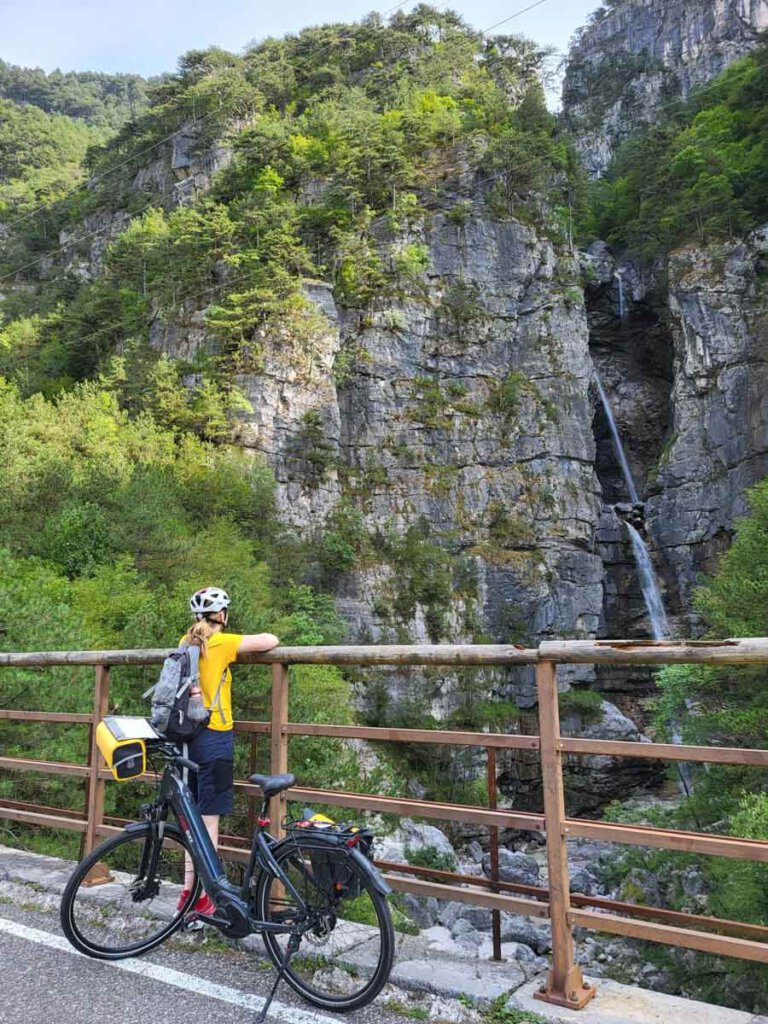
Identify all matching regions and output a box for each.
[237,633,280,655]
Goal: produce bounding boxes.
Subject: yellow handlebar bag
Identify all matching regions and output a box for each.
[96,716,159,782]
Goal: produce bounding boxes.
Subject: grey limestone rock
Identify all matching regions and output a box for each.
[499,912,552,954]
[451,917,485,947]
[563,0,768,177]
[569,867,599,896]
[391,958,526,1003]
[648,227,768,625]
[401,819,456,862]
[401,894,440,929]
[481,848,540,886]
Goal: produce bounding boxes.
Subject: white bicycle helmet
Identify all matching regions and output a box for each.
[189,586,231,618]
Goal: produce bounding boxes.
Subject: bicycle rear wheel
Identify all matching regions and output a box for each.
[255,835,394,1012]
[60,823,198,959]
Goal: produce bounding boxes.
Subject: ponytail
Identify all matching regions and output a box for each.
[184,617,219,657]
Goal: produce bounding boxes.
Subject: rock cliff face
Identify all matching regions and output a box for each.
[561,0,768,645]
[155,208,605,695]
[563,0,768,177]
[35,0,765,811]
[581,226,768,638]
[649,226,768,620]
[59,121,235,277]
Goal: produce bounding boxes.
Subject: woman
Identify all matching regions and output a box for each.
[177,585,279,915]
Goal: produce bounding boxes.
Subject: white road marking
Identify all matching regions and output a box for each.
[0,916,343,1024]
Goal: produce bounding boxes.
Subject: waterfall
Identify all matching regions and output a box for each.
[596,374,690,791]
[595,375,640,504]
[614,270,626,320]
[624,522,670,640]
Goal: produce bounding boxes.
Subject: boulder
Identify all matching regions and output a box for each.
[401,819,456,863]
[481,848,540,886]
[453,905,493,933]
[451,918,484,948]
[569,867,598,896]
[499,913,552,954]
[401,894,440,929]
[437,900,465,930]
[466,840,484,863]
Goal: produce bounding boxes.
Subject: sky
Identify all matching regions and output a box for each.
[0,0,600,88]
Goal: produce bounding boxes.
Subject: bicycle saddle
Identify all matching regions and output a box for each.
[248,772,296,798]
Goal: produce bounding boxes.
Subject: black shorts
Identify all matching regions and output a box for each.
[187,728,234,815]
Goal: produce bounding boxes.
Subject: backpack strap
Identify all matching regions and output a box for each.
[209,668,229,726]
[185,645,201,689]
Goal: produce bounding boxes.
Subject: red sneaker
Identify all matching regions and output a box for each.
[193,893,216,917]
[176,888,192,912]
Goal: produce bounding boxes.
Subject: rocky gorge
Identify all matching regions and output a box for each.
[2,0,768,1014]
[18,2,766,814]
[1,0,768,1015]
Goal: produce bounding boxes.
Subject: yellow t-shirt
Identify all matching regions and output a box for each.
[180,632,243,731]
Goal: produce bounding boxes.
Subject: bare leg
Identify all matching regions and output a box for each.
[184,814,221,890]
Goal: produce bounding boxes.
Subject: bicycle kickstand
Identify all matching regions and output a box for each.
[256,932,300,1023]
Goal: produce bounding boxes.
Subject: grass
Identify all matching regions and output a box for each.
[165,934,263,957]
[558,688,604,723]
[405,843,457,874]
[0,827,82,860]
[18,901,51,913]
[383,1000,429,1020]
[482,997,547,1024]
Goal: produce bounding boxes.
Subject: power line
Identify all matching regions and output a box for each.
[481,0,551,36]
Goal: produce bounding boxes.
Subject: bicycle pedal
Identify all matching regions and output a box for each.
[186,910,231,929]
[182,916,205,932]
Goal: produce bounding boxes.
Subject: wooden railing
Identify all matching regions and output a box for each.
[2,639,768,1011]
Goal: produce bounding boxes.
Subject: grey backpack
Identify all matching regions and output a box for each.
[144,644,225,741]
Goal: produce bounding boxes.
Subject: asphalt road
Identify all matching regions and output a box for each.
[0,893,408,1024]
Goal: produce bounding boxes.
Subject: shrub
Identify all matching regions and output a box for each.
[405,843,457,874]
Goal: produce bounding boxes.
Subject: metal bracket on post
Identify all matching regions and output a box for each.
[534,659,596,1011]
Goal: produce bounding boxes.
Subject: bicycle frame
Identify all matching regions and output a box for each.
[59,749,394,1024]
[148,761,303,937]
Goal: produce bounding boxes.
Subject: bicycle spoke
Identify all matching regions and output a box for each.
[61,826,196,958]
[257,839,393,1009]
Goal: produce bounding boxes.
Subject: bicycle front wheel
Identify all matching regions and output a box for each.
[60,823,198,959]
[255,835,394,1012]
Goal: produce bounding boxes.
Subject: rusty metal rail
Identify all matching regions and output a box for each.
[2,638,768,1011]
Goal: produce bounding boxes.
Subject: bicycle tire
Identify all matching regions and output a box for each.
[60,823,198,959]
[255,834,394,1012]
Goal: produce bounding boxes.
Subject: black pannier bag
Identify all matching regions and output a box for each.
[288,812,374,901]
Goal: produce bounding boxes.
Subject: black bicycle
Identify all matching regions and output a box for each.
[60,740,394,1020]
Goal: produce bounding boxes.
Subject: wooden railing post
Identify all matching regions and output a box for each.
[269,663,289,839]
[83,665,110,857]
[535,660,596,1010]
